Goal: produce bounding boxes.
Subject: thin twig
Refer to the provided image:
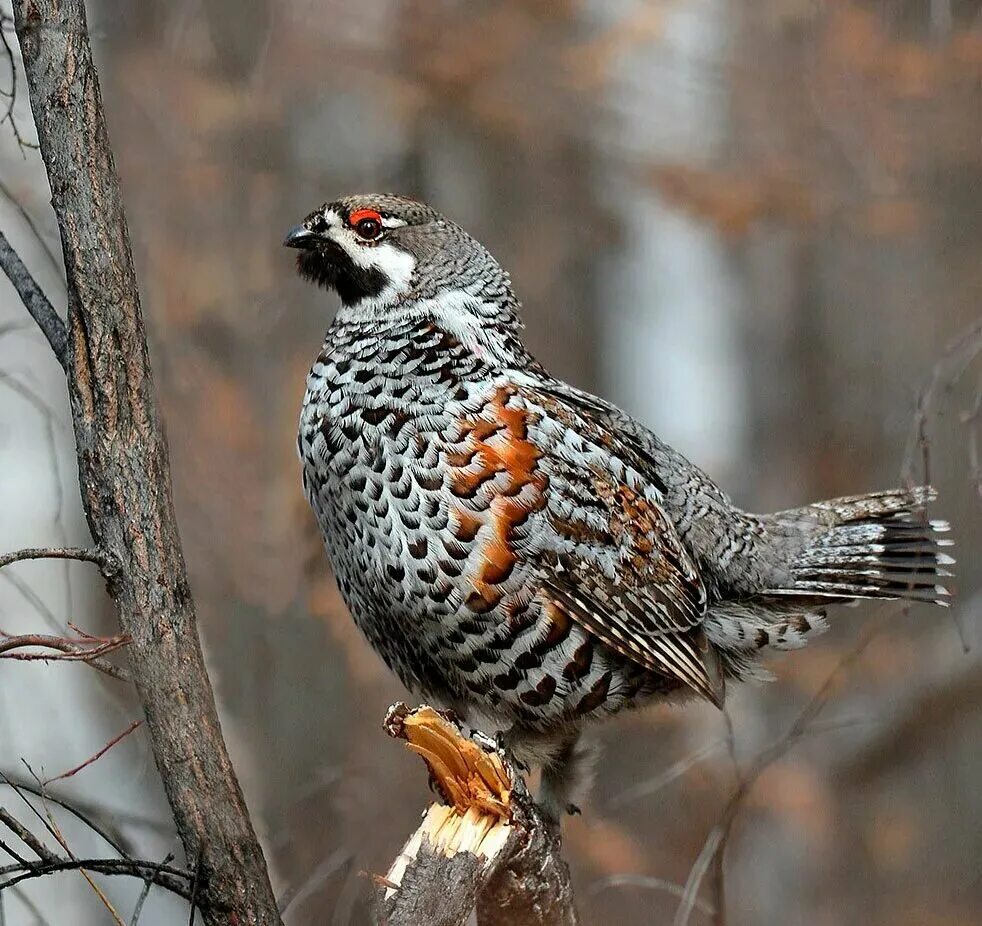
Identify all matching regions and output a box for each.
[0,631,131,682]
[0,856,193,898]
[0,836,26,866]
[7,764,68,853]
[43,720,143,786]
[0,772,138,859]
[0,547,104,571]
[0,173,62,279]
[0,773,134,922]
[277,848,351,916]
[130,853,174,926]
[0,808,56,863]
[2,763,131,914]
[608,739,726,808]
[0,12,38,154]
[188,851,202,926]
[589,874,715,917]
[0,230,66,368]
[902,316,982,486]
[32,796,128,926]
[673,613,893,926]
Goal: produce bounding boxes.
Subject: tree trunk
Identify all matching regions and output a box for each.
[11,2,282,922]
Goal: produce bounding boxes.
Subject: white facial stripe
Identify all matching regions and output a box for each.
[381,216,407,229]
[342,236,415,280]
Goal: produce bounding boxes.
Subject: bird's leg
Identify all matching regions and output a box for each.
[539,731,598,823]
[501,727,597,823]
[495,727,531,772]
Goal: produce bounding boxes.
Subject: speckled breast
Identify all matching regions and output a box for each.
[298,316,489,700]
[299,314,666,731]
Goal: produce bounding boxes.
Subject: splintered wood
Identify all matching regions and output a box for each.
[382,703,516,898]
[378,703,579,926]
[385,703,512,818]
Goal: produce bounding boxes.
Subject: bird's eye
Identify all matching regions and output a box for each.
[349,209,384,241]
[355,218,381,240]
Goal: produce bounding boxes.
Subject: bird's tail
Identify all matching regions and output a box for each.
[764,486,954,606]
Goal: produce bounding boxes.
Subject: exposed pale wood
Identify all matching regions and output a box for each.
[378,703,578,926]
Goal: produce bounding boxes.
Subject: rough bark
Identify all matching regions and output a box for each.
[476,821,578,926]
[378,704,578,926]
[10,2,281,923]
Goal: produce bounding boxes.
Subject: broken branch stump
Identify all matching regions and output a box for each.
[376,703,578,926]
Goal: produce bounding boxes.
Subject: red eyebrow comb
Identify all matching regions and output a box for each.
[349,208,382,225]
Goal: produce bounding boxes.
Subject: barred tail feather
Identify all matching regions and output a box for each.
[766,486,954,607]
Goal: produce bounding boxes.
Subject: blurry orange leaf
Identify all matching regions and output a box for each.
[647,164,814,236]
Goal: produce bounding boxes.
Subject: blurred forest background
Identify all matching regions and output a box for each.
[2,0,981,923]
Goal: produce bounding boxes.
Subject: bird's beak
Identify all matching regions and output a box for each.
[283,224,317,249]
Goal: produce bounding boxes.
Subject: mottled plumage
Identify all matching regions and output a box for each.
[287,194,954,818]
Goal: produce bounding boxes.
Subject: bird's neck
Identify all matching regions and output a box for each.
[333,288,533,371]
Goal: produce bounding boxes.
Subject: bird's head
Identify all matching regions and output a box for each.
[284,194,522,332]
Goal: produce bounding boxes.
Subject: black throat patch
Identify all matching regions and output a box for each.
[296,240,390,305]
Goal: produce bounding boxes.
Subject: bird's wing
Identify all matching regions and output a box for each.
[447,377,721,704]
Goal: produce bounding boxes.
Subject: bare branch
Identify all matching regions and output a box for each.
[836,666,982,785]
[0,834,26,865]
[0,772,146,859]
[42,719,142,786]
[0,808,57,864]
[37,779,130,925]
[130,853,175,926]
[589,874,715,917]
[0,855,193,899]
[0,12,37,154]
[0,630,131,682]
[0,547,104,571]
[0,774,189,907]
[0,230,66,368]
[901,316,982,486]
[673,613,892,926]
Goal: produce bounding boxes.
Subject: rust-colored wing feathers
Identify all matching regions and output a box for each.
[444,380,723,706]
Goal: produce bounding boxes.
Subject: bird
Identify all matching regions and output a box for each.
[286,193,954,820]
